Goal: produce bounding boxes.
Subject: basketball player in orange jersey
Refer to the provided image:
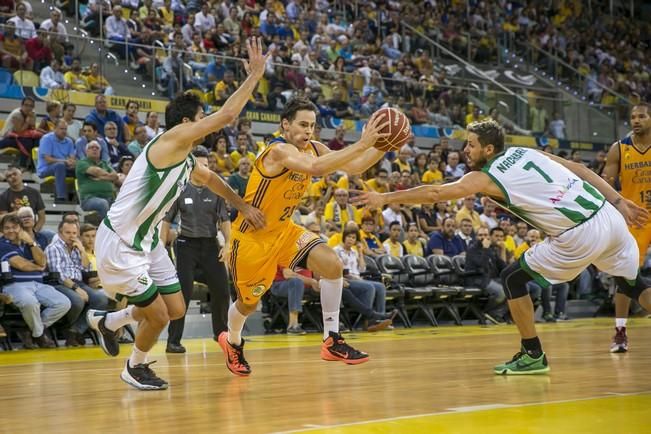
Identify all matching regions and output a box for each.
[217,98,392,376]
[603,102,651,353]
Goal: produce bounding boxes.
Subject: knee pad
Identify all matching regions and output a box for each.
[615,274,650,302]
[500,261,532,300]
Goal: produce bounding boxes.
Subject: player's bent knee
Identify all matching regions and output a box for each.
[615,275,651,302]
[237,298,257,315]
[500,261,531,300]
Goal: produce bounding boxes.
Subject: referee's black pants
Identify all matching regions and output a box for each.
[167,236,229,345]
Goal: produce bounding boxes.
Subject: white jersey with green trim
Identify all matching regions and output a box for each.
[105,134,195,252]
[482,147,605,236]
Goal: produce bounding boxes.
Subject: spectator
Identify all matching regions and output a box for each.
[126,125,149,157]
[465,105,483,127]
[121,100,142,141]
[8,2,36,39]
[588,150,606,175]
[455,195,482,231]
[360,93,380,117]
[418,203,440,235]
[0,21,32,71]
[392,147,413,173]
[37,101,61,134]
[16,206,49,249]
[402,223,425,256]
[324,189,358,230]
[230,132,256,166]
[427,217,466,257]
[270,266,318,334]
[64,58,90,92]
[529,99,548,135]
[327,126,347,151]
[85,95,126,143]
[479,200,498,230]
[513,221,529,248]
[75,121,110,162]
[25,28,52,71]
[445,150,466,180]
[498,217,516,258]
[227,157,251,198]
[212,135,234,176]
[105,6,132,58]
[570,150,584,165]
[382,202,404,233]
[116,155,134,181]
[213,69,238,105]
[39,58,66,89]
[456,217,475,247]
[144,111,164,140]
[61,103,82,142]
[39,8,69,58]
[465,226,508,322]
[0,165,47,233]
[86,63,113,95]
[193,2,215,34]
[0,213,70,348]
[76,140,118,220]
[367,168,390,193]
[359,216,385,257]
[334,227,389,329]
[383,220,404,257]
[327,87,355,119]
[45,219,110,346]
[267,83,287,111]
[36,120,76,203]
[0,97,40,166]
[548,112,566,139]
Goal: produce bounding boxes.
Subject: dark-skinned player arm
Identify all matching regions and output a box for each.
[270,112,389,176]
[544,151,648,227]
[352,172,489,208]
[165,38,268,147]
[601,141,620,187]
[311,140,386,176]
[193,163,266,230]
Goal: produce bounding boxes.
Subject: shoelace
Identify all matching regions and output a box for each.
[134,361,162,380]
[230,345,250,367]
[332,338,364,358]
[507,351,525,364]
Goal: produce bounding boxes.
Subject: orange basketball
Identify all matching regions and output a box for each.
[372,107,412,152]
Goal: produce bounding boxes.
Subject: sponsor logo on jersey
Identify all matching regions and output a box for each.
[251,284,266,297]
[296,231,316,250]
[549,178,579,204]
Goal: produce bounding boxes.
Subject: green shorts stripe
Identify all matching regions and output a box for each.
[122,283,159,304]
[519,255,552,288]
[158,282,181,295]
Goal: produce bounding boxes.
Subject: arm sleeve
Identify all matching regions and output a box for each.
[163,198,179,223]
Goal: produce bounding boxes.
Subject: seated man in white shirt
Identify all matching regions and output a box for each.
[40,58,66,89]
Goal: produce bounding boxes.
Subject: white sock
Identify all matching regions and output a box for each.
[129,345,147,367]
[320,277,343,340]
[227,303,247,346]
[104,305,137,332]
[616,318,627,329]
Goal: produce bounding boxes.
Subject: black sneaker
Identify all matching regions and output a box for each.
[87,309,120,357]
[120,360,169,390]
[321,331,369,364]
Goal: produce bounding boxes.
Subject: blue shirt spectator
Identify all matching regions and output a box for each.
[36,123,76,204]
[85,95,126,143]
[427,218,467,257]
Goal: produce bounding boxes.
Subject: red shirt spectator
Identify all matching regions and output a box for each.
[25,30,52,68]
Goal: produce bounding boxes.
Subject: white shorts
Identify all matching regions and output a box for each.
[521,202,639,285]
[95,223,180,305]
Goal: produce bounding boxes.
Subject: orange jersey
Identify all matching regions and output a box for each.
[619,136,651,210]
[233,136,319,234]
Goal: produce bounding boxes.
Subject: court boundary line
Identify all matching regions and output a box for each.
[271,391,651,433]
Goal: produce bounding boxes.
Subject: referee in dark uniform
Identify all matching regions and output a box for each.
[161,146,231,353]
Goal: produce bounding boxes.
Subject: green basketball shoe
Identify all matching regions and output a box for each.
[494,348,550,375]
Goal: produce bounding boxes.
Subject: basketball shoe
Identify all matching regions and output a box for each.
[87,309,120,357]
[320,331,369,364]
[610,327,628,353]
[494,348,549,375]
[217,332,251,376]
[121,360,168,390]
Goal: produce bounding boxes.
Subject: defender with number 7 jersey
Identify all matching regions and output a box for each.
[482,147,605,236]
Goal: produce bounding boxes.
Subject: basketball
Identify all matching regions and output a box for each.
[372,107,412,152]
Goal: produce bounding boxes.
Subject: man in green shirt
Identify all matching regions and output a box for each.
[126,125,149,157]
[227,157,251,221]
[75,140,118,219]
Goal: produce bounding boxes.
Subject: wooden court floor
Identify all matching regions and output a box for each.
[1,318,650,434]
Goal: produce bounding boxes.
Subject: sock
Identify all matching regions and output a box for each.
[227,303,247,346]
[615,318,627,329]
[319,277,343,340]
[521,336,543,358]
[104,305,137,332]
[129,345,147,367]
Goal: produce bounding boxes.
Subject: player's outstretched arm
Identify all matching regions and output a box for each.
[545,151,648,227]
[351,172,489,208]
[169,38,268,146]
[601,141,620,187]
[269,112,390,176]
[193,163,266,230]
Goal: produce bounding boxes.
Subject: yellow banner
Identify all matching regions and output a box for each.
[44,89,169,113]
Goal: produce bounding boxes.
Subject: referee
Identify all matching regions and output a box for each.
[161,146,231,353]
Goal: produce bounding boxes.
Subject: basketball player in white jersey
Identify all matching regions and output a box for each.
[353,119,651,375]
[86,38,267,390]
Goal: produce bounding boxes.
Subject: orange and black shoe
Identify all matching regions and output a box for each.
[321,331,369,365]
[217,331,251,376]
